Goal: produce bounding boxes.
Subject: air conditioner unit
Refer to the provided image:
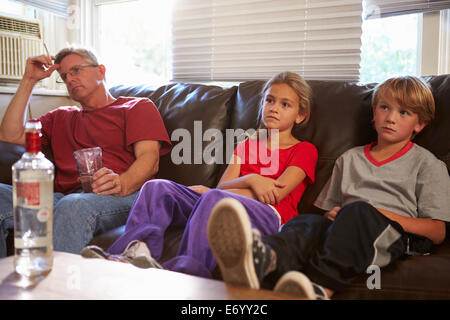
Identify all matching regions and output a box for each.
[0,14,42,82]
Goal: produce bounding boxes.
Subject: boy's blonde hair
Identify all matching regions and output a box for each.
[372,76,435,124]
[259,71,313,128]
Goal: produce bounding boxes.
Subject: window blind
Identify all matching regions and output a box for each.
[172,0,363,82]
[11,0,69,17]
[364,0,450,19]
[94,0,137,5]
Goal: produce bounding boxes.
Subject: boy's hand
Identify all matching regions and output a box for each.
[247,174,286,205]
[324,206,341,221]
[188,185,210,194]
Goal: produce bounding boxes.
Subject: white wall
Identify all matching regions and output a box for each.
[420,11,441,76]
[419,10,450,76]
[0,89,79,123]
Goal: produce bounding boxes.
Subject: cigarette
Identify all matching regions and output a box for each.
[43,42,50,57]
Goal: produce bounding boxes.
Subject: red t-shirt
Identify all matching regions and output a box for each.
[234,138,318,224]
[37,97,171,194]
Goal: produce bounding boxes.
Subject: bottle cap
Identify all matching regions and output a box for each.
[25,120,42,153]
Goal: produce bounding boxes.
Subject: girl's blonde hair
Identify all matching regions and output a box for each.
[259,72,313,129]
[372,76,435,124]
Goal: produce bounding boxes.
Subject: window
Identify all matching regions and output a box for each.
[3,0,449,88]
[360,0,450,83]
[0,0,36,18]
[95,0,173,87]
[359,14,419,83]
[0,0,67,90]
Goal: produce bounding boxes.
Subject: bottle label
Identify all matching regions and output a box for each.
[25,131,41,153]
[37,208,50,223]
[16,182,40,206]
[14,236,51,249]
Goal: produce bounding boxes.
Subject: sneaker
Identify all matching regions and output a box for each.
[81,244,110,259]
[207,198,276,289]
[81,245,131,263]
[81,240,162,269]
[122,240,163,269]
[274,271,329,300]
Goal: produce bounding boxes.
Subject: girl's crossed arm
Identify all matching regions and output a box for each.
[216,154,307,205]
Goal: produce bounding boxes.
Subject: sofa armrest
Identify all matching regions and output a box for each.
[0,141,24,185]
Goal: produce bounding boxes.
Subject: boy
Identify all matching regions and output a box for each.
[206,76,450,299]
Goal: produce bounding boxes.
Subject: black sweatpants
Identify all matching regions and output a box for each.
[261,201,430,292]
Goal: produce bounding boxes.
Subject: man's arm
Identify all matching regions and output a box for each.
[0,55,58,144]
[92,140,161,196]
[0,78,34,144]
[377,208,446,245]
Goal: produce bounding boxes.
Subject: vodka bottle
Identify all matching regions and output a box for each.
[12,120,54,278]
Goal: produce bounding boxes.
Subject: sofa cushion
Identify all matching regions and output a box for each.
[333,238,450,299]
[417,75,450,169]
[231,80,376,213]
[230,76,450,214]
[110,83,237,187]
[0,141,24,185]
[0,141,54,185]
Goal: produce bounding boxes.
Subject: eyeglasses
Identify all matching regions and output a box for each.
[56,64,98,83]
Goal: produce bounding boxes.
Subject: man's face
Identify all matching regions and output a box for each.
[58,54,103,102]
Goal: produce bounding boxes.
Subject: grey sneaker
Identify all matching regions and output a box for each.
[81,240,162,269]
[81,244,110,259]
[207,198,276,289]
[274,271,329,300]
[122,240,163,269]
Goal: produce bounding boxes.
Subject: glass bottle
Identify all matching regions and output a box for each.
[12,120,54,278]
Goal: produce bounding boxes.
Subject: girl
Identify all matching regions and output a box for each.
[82,72,318,279]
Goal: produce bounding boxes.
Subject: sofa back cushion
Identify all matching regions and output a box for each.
[231,76,450,213]
[111,75,449,213]
[417,75,450,167]
[110,83,237,187]
[232,80,375,213]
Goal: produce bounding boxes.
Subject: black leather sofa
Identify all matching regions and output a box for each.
[1,75,449,299]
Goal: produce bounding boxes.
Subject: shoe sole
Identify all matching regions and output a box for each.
[207,198,260,289]
[274,271,316,299]
[131,256,159,269]
[80,245,109,259]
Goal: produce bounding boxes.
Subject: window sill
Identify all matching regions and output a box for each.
[0,86,68,96]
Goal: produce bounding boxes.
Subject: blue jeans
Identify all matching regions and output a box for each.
[0,183,137,257]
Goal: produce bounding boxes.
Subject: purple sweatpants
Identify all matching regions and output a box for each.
[107,179,280,278]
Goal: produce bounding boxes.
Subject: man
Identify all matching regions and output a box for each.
[0,46,171,256]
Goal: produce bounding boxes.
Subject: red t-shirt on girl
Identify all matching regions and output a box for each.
[234,137,318,224]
